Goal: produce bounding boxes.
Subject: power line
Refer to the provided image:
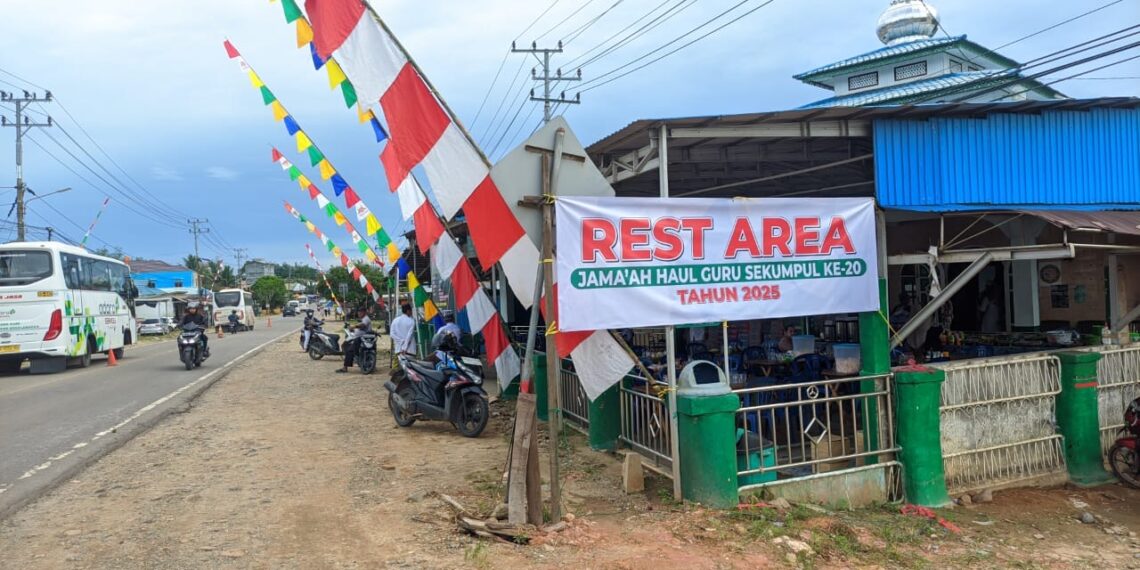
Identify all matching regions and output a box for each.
[562,0,626,45]
[477,55,530,147]
[564,0,691,70]
[976,1,1126,63]
[535,0,599,42]
[514,0,565,43]
[577,0,778,93]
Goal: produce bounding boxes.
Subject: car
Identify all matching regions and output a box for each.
[139,319,168,336]
[160,317,176,333]
[283,306,297,317]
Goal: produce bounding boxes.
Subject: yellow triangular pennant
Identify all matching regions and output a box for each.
[332,246,343,257]
[271,100,288,121]
[423,300,439,321]
[407,272,420,289]
[318,159,335,180]
[297,174,311,189]
[386,243,400,263]
[365,214,381,236]
[305,221,316,232]
[296,131,313,152]
[365,249,378,262]
[326,59,347,89]
[356,103,371,124]
[333,211,347,226]
[296,18,313,48]
[248,70,264,89]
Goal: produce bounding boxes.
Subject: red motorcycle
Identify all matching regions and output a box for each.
[1108,397,1140,488]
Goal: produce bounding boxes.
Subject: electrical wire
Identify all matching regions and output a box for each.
[562,0,626,46]
[477,55,530,147]
[563,0,690,70]
[535,0,600,42]
[967,1,1126,66]
[576,0,778,93]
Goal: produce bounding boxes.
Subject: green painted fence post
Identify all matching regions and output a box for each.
[677,392,740,509]
[533,353,549,422]
[587,382,621,450]
[894,367,952,507]
[1056,351,1113,486]
[858,278,890,463]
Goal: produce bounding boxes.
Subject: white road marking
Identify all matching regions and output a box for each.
[4,330,296,488]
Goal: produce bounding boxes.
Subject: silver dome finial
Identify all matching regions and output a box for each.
[877,0,940,46]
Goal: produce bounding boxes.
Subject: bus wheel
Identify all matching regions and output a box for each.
[112,347,125,360]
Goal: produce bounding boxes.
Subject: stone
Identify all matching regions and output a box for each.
[974,489,994,504]
[221,550,245,558]
[958,494,973,506]
[1081,512,1097,524]
[770,498,792,511]
[622,454,644,494]
[563,513,575,522]
[64,530,81,537]
[773,536,813,556]
[406,491,428,503]
[1034,534,1046,540]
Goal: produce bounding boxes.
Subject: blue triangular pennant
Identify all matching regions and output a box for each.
[396,258,411,278]
[370,117,388,143]
[309,43,326,70]
[284,115,301,136]
[431,315,445,329]
[331,174,349,196]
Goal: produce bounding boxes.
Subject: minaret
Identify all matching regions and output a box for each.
[876,0,941,46]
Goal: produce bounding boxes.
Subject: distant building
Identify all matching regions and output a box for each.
[795,0,1066,108]
[243,259,277,282]
[129,259,199,294]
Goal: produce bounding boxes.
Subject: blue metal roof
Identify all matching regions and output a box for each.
[801,70,1017,108]
[795,35,967,82]
[875,107,1140,211]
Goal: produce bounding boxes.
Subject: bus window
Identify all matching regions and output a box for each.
[0,250,53,286]
[61,253,83,289]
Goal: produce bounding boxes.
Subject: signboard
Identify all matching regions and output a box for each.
[555,196,879,332]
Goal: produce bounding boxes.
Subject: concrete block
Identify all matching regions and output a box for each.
[622,453,645,494]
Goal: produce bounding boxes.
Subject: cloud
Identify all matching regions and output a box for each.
[151,166,183,182]
[206,166,239,181]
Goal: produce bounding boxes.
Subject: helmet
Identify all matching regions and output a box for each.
[188,301,199,309]
[1127,398,1140,435]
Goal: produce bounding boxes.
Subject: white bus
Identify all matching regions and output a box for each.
[0,241,137,374]
[213,288,255,331]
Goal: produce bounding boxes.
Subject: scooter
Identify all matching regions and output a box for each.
[354,331,378,374]
[177,323,209,371]
[306,320,343,360]
[384,336,489,438]
[1108,397,1140,488]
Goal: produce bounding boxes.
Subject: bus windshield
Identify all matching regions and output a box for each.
[215,291,242,308]
[0,250,53,286]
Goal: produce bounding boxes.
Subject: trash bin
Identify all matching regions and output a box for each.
[736,428,776,486]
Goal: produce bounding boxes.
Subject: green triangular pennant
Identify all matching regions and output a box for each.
[282,0,303,23]
[340,81,358,108]
[298,214,308,223]
[413,286,429,307]
[326,241,336,252]
[325,203,338,217]
[288,166,302,181]
[307,146,324,167]
[357,241,369,254]
[375,229,392,247]
[260,86,276,105]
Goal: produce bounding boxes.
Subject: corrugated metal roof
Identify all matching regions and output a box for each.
[800,70,1017,108]
[1024,211,1140,236]
[128,259,191,273]
[874,107,1140,211]
[794,35,967,82]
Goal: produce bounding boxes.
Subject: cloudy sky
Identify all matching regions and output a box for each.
[0,0,1135,267]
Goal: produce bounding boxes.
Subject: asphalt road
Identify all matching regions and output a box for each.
[0,316,301,519]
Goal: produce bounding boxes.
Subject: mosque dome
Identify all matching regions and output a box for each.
[876,0,940,46]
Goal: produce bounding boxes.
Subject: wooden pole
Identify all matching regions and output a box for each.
[543,128,567,522]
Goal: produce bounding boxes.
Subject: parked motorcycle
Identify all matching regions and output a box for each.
[354,331,378,374]
[305,320,343,361]
[177,323,209,371]
[226,320,241,335]
[1108,397,1140,488]
[384,336,489,437]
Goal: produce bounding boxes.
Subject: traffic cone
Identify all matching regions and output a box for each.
[267,317,272,328]
[107,349,118,367]
[217,325,224,339]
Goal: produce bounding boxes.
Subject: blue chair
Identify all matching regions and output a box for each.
[727,354,744,373]
[686,342,707,359]
[789,354,830,383]
[692,351,716,362]
[743,345,765,360]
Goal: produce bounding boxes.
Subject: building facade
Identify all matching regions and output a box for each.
[243,260,277,282]
[129,259,199,294]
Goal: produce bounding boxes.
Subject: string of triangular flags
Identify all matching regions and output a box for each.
[223,40,398,266]
[304,243,345,314]
[273,148,391,267]
[284,201,382,304]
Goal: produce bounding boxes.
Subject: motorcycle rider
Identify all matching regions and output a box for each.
[180,302,209,356]
[437,312,461,341]
[335,306,372,373]
[227,310,240,333]
[301,309,317,351]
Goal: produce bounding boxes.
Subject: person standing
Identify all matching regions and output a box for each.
[390,303,417,358]
[336,307,373,373]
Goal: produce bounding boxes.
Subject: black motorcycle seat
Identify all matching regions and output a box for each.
[325,332,340,341]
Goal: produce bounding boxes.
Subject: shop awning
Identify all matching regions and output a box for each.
[1024,210,1140,236]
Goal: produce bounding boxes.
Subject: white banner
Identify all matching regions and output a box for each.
[555,197,879,332]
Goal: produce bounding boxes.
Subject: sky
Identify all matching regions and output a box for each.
[0,0,1135,269]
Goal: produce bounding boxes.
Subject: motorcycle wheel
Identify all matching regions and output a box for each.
[360,350,377,375]
[182,348,194,371]
[455,393,489,438]
[1109,443,1140,489]
[388,383,417,427]
[308,345,324,360]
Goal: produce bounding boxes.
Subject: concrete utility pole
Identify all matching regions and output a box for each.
[233,248,248,286]
[511,41,580,123]
[1,90,54,241]
[187,218,209,262]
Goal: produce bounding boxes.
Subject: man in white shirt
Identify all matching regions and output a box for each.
[389,303,417,358]
[437,312,461,341]
[336,307,374,373]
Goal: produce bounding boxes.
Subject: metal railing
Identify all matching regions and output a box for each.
[1097,346,1140,455]
[560,365,590,434]
[931,354,1066,494]
[619,375,673,476]
[733,374,896,489]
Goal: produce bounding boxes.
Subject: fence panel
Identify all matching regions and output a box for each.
[619,376,673,476]
[733,374,896,491]
[1097,347,1140,455]
[560,366,590,434]
[932,354,1065,494]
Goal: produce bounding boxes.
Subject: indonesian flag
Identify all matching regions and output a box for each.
[431,237,520,389]
[305,0,539,307]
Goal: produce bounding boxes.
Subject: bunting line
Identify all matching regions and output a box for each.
[305,243,345,314]
[284,200,382,305]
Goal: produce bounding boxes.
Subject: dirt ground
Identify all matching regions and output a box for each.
[4,336,1140,569]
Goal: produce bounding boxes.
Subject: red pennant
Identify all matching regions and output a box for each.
[307,184,320,199]
[351,268,362,280]
[413,204,444,254]
[223,39,241,59]
[365,283,374,294]
[344,187,361,208]
[271,147,284,162]
[283,202,293,213]
[340,253,350,266]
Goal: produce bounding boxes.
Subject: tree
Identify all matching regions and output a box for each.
[91,247,125,260]
[274,263,321,282]
[316,262,390,310]
[251,276,289,310]
[185,256,238,290]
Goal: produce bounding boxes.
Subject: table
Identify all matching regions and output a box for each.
[746,359,790,377]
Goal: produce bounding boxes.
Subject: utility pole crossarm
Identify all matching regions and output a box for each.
[1,90,54,241]
[510,41,582,124]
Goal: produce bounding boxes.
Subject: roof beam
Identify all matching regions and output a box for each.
[670,120,871,139]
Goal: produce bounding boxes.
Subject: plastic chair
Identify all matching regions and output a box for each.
[743,345,765,360]
[789,353,830,383]
[727,353,744,373]
[692,351,716,362]
[686,342,707,358]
